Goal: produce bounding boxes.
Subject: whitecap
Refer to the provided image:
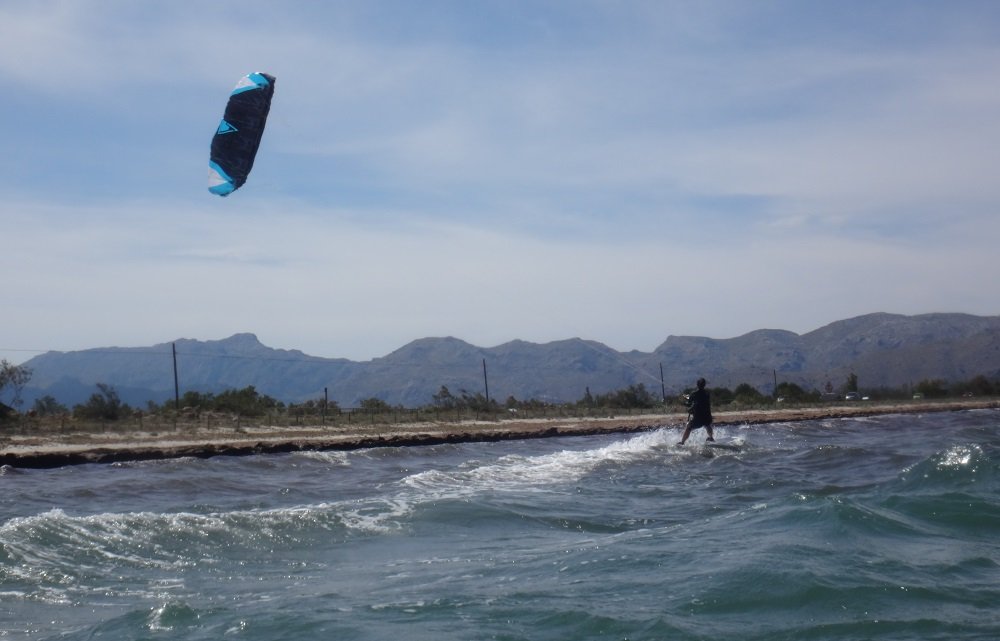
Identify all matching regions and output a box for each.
[294,450,352,466]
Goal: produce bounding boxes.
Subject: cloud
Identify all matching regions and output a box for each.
[3,1,1000,367]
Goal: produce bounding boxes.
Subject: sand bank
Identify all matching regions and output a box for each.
[2,399,996,469]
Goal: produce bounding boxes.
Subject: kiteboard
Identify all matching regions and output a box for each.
[704,442,741,451]
[693,441,742,457]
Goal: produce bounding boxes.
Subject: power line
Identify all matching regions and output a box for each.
[1,347,323,364]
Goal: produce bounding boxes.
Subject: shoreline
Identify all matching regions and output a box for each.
[2,399,996,469]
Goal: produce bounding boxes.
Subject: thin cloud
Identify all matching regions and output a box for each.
[2,1,999,366]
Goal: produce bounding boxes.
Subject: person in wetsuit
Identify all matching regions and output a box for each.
[679,377,714,445]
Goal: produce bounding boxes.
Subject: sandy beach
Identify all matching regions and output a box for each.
[2,399,996,469]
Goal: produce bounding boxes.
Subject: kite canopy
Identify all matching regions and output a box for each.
[208,72,275,196]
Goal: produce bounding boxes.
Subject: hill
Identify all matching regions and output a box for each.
[14,312,1000,408]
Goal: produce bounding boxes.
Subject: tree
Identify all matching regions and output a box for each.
[213,386,280,416]
[594,383,656,409]
[32,395,68,416]
[309,397,341,414]
[846,372,859,393]
[914,378,948,398]
[732,383,767,406]
[954,375,995,397]
[74,383,125,420]
[775,382,819,403]
[360,397,392,412]
[710,386,735,405]
[0,359,32,410]
[179,390,214,410]
[432,385,457,409]
[459,390,497,412]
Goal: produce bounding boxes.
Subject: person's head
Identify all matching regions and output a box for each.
[696,377,706,390]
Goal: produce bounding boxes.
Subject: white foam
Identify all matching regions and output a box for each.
[402,428,681,498]
[938,444,981,469]
[294,450,352,466]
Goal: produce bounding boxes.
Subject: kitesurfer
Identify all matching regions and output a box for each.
[679,377,714,445]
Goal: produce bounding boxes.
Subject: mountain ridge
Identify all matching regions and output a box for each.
[14,312,1000,408]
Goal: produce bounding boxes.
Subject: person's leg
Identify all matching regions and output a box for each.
[705,424,715,442]
[679,422,693,445]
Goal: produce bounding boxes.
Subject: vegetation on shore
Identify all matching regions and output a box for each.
[2,356,998,438]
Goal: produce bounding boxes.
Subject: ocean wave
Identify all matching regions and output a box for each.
[147,600,202,632]
[291,450,352,466]
[0,496,403,600]
[899,443,997,491]
[400,428,691,497]
[5,411,998,641]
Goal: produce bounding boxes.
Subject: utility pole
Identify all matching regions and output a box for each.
[482,358,490,404]
[172,342,180,410]
[659,362,666,403]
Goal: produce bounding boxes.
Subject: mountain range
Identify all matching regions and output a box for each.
[14,312,1000,409]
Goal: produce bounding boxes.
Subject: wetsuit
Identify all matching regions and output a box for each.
[686,388,712,429]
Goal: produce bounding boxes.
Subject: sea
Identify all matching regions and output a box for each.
[2,409,998,640]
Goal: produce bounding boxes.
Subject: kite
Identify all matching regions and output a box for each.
[208,72,276,196]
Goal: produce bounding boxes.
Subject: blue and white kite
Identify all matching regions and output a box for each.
[208,72,276,196]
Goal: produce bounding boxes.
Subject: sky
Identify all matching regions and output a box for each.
[3,0,1000,365]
